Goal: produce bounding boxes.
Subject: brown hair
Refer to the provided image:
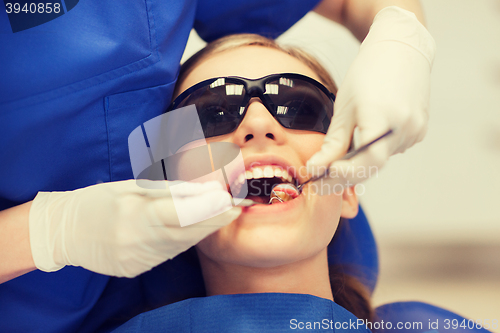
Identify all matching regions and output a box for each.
[330,263,374,322]
[176,34,337,96]
[175,33,373,322]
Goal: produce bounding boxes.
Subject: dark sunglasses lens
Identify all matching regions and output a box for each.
[174,80,246,137]
[266,78,333,133]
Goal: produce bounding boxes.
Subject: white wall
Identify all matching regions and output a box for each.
[361,0,500,245]
[183,0,500,245]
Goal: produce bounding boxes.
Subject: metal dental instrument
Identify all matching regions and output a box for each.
[269,128,394,200]
[269,195,284,204]
[239,129,394,206]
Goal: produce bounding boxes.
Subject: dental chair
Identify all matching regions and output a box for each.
[88,206,492,332]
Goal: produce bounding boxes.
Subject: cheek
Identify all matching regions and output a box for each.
[195,232,227,267]
[307,193,342,245]
[170,135,234,180]
[195,216,240,262]
[287,132,324,161]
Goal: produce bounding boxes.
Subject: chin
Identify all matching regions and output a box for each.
[197,191,341,269]
[204,228,324,268]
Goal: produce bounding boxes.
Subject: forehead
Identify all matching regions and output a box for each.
[179,46,322,92]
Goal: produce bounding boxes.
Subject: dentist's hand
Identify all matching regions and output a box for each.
[29,180,240,277]
[307,6,436,186]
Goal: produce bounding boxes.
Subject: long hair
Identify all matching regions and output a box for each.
[175,33,373,322]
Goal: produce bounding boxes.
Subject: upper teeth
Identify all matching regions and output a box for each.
[231,165,294,194]
[243,166,292,183]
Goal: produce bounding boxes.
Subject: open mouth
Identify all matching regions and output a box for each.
[230,165,300,204]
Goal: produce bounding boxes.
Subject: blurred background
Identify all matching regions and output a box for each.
[182,0,500,328]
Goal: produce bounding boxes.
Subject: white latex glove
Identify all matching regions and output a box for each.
[29,179,240,277]
[307,6,436,187]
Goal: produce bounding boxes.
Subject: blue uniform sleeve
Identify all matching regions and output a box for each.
[194,0,322,42]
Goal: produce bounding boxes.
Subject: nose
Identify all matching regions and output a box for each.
[232,98,286,146]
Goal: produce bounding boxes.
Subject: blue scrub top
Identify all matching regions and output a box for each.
[0,1,320,332]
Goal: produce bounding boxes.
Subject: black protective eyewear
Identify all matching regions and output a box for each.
[167,73,335,138]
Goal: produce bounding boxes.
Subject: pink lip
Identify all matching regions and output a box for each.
[230,155,309,217]
[242,191,305,215]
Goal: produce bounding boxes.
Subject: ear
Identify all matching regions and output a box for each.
[340,186,358,219]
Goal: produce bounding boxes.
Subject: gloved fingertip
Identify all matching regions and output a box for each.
[191,204,242,229]
[306,154,332,176]
[184,189,232,213]
[211,191,235,212]
[305,154,320,168]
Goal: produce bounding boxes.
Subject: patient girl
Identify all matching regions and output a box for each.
[115,34,373,332]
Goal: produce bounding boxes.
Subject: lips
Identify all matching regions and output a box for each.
[226,156,309,216]
[223,154,308,210]
[230,164,295,198]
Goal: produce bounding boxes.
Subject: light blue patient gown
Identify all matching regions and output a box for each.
[0,1,320,332]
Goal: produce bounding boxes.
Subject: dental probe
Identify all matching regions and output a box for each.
[293,128,394,194]
[263,128,395,203]
[239,129,394,207]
